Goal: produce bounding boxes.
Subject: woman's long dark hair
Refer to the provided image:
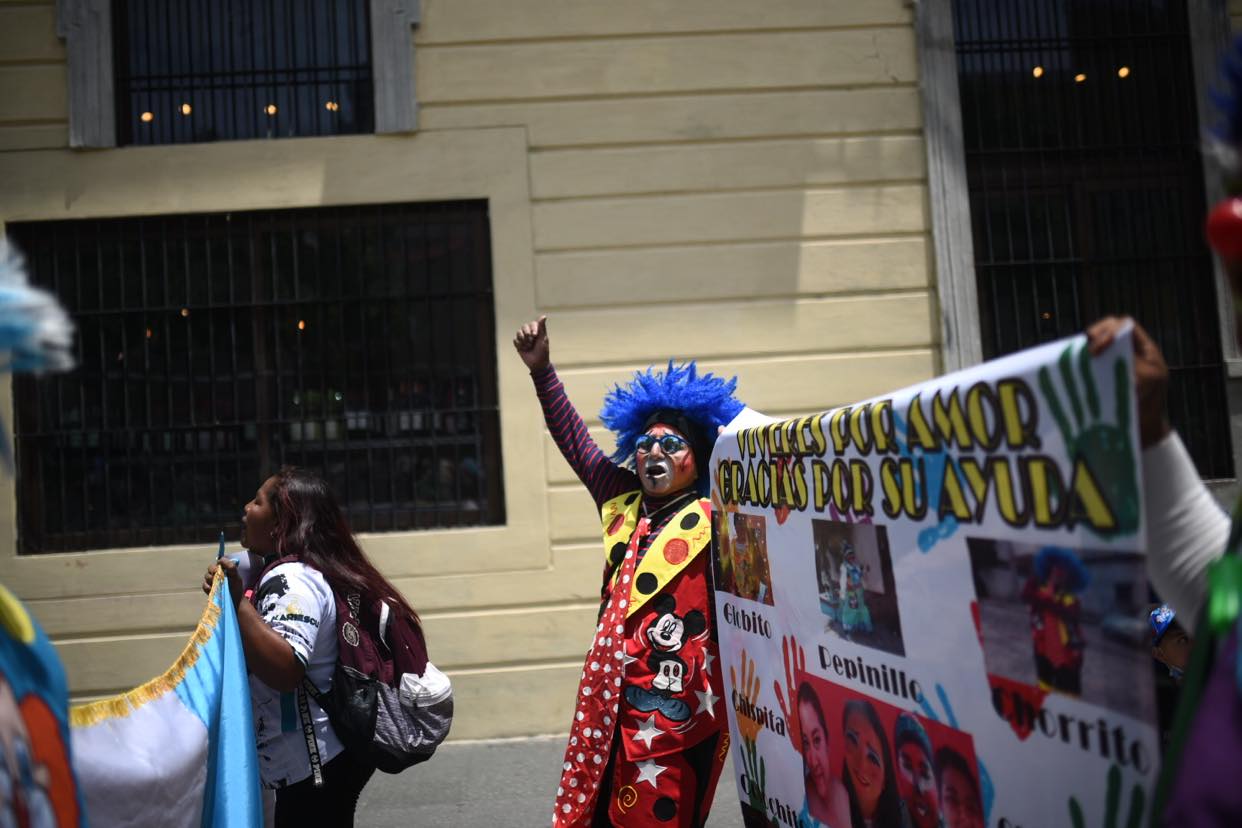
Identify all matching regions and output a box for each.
[270,467,421,630]
[841,699,903,828]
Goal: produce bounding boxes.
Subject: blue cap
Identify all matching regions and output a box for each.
[1150,604,1176,642]
[894,712,932,759]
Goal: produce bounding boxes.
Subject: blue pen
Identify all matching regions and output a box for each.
[216,530,226,560]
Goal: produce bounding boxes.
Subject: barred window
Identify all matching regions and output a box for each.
[9,201,503,554]
[114,0,374,146]
[953,0,1231,478]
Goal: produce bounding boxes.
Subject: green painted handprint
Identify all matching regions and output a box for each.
[1067,763,1145,828]
[1038,340,1140,537]
[731,650,771,825]
[740,737,768,817]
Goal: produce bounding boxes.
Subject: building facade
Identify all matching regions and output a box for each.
[0,0,1236,739]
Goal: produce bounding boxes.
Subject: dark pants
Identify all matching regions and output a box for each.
[275,751,376,828]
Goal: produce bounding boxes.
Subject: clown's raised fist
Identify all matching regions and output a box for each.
[513,315,550,372]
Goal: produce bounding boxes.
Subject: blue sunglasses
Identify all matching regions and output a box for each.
[634,433,690,455]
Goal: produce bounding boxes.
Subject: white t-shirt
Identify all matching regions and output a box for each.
[249,561,343,788]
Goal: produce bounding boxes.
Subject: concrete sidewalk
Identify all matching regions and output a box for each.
[356,735,746,827]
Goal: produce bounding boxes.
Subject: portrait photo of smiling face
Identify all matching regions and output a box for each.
[844,705,886,818]
[797,682,850,828]
[840,699,904,827]
[802,695,832,802]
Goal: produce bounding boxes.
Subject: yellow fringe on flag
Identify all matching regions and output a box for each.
[70,572,226,728]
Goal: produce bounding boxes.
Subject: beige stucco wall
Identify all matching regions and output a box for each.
[0,0,935,739]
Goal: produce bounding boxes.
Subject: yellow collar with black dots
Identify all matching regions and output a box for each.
[598,490,712,618]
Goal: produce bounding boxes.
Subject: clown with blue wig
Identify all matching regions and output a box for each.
[1020,546,1089,696]
[893,713,943,828]
[837,541,873,638]
[514,316,743,828]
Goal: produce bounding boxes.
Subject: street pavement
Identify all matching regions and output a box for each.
[357,735,746,827]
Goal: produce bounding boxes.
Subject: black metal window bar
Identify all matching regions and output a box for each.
[9,201,503,554]
[113,0,374,146]
[953,0,1232,478]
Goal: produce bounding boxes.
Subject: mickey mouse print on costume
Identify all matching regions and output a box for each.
[513,316,743,828]
[634,596,707,709]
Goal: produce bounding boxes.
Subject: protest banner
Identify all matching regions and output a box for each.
[711,330,1153,828]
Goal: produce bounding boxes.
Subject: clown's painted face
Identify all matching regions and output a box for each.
[897,741,940,828]
[635,424,697,496]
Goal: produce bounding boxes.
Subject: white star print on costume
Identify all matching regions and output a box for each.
[694,687,719,718]
[621,650,639,669]
[632,713,665,749]
[701,648,715,674]
[634,758,668,788]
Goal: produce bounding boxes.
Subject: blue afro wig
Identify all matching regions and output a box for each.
[1033,545,1090,593]
[600,361,744,474]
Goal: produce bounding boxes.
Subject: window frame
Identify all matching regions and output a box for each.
[0,127,544,597]
[10,201,503,554]
[917,0,1242,485]
[56,0,421,149]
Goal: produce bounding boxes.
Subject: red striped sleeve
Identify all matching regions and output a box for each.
[532,364,637,507]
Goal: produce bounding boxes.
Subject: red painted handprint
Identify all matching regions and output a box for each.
[771,635,806,751]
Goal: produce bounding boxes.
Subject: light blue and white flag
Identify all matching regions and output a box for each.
[70,573,262,827]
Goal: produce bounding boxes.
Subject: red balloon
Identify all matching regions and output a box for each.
[1206,197,1242,261]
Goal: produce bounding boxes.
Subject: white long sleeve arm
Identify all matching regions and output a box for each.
[1142,432,1232,635]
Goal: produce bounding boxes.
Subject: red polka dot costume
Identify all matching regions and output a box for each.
[532,365,730,828]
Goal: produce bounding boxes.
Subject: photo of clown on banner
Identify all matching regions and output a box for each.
[710,329,1156,828]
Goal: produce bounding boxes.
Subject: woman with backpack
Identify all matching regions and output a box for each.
[202,467,427,827]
